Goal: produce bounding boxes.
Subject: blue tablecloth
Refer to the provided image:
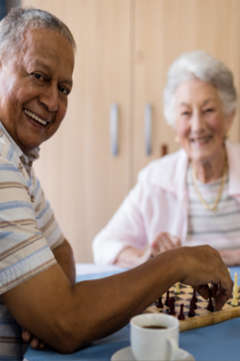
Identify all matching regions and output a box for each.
[25,267,240,361]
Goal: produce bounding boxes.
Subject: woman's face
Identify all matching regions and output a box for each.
[174,78,234,163]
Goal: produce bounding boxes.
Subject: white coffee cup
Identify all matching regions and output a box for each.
[130,313,179,361]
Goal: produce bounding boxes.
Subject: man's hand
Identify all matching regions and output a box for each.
[22,329,46,350]
[178,245,233,310]
[151,232,181,257]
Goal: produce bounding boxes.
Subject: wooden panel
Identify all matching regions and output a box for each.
[22,0,132,261]
[133,0,240,182]
[21,0,240,260]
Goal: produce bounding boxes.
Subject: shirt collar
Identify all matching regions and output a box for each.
[163,142,240,197]
[0,121,40,169]
[148,143,240,199]
[147,148,188,199]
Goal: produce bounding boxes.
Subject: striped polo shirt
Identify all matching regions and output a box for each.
[186,165,240,247]
[0,122,64,360]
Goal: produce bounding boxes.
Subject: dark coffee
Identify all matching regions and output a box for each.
[142,325,167,329]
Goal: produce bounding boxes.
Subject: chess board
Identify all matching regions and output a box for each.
[145,283,240,332]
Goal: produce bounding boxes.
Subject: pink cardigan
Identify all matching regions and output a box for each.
[93,142,240,265]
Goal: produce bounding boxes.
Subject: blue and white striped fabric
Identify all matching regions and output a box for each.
[186,166,240,249]
[0,122,64,360]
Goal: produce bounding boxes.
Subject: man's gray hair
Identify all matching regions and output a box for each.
[0,7,76,60]
[163,50,237,126]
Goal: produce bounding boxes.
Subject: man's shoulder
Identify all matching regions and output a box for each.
[0,148,24,184]
[0,142,20,167]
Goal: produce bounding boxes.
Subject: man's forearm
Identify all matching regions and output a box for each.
[62,246,232,351]
[4,246,232,354]
[6,248,183,353]
[69,250,182,344]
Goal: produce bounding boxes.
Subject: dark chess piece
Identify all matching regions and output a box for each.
[168,297,176,315]
[188,300,196,317]
[165,290,170,307]
[210,282,220,298]
[190,297,197,310]
[192,288,198,303]
[207,297,215,312]
[178,303,185,320]
[155,296,163,308]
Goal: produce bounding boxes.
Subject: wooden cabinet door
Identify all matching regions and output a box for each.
[21,0,240,261]
[22,0,132,262]
[133,0,240,182]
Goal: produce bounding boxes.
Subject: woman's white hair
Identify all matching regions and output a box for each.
[163,50,237,126]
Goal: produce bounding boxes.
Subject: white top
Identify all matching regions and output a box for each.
[93,142,240,265]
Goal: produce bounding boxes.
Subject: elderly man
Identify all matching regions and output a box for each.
[0,7,232,360]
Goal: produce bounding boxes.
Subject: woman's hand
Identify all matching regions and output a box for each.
[219,249,240,266]
[114,247,147,268]
[114,233,182,267]
[151,232,181,257]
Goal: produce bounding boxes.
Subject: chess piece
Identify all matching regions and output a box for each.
[231,272,239,306]
[165,290,170,307]
[207,297,214,312]
[192,288,197,303]
[178,304,185,320]
[175,282,181,295]
[168,297,176,315]
[190,297,197,310]
[155,296,163,308]
[188,306,195,318]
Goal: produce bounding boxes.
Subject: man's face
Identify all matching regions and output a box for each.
[0,27,74,153]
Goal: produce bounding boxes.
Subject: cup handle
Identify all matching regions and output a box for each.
[166,337,179,361]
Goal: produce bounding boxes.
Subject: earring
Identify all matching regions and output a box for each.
[175,135,180,143]
[224,132,229,142]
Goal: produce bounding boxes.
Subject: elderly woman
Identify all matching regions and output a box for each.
[93,50,240,268]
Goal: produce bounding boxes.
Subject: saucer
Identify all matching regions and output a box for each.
[111,346,195,361]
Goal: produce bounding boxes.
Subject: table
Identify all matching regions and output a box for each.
[25,266,240,361]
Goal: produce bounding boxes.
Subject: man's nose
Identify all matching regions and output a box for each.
[40,84,59,112]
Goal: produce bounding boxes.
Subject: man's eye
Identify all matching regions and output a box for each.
[30,72,45,81]
[58,85,71,95]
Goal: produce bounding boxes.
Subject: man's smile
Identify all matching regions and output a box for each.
[23,107,51,127]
